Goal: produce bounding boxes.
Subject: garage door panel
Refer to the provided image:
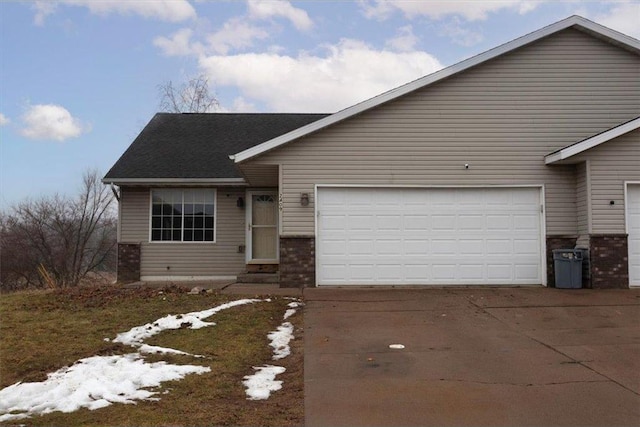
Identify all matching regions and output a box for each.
[317,187,543,286]
[487,264,512,280]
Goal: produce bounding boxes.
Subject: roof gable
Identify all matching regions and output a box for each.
[232,15,640,164]
[103,113,328,183]
[545,116,640,164]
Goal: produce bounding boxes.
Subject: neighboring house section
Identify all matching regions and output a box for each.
[105,16,640,288]
[103,113,328,281]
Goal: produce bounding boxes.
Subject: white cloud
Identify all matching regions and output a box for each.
[386,25,419,52]
[206,18,270,54]
[154,28,204,56]
[248,0,313,30]
[32,1,57,26]
[20,104,88,142]
[593,2,640,39]
[199,39,443,113]
[33,0,196,24]
[0,113,10,126]
[360,0,541,21]
[439,17,484,46]
[231,97,258,112]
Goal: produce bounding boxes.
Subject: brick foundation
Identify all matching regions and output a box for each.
[246,264,279,273]
[546,236,577,288]
[589,234,628,289]
[280,236,315,288]
[117,243,140,283]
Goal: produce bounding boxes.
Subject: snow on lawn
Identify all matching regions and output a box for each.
[242,366,286,400]
[243,299,303,400]
[268,322,295,360]
[0,354,210,423]
[0,298,262,422]
[114,298,261,355]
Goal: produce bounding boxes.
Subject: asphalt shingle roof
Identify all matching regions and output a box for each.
[104,113,329,180]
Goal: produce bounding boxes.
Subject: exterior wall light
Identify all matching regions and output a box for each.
[300,193,310,206]
[237,197,245,208]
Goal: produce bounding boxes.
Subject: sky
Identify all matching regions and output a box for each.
[1,0,639,209]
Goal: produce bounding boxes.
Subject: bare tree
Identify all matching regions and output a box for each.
[0,170,116,291]
[158,74,219,113]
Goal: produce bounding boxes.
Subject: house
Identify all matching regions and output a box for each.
[103,16,640,289]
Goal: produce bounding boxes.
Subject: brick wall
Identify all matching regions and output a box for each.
[589,234,628,289]
[117,243,140,283]
[280,236,315,288]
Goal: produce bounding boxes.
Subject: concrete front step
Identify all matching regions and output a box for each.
[236,272,280,284]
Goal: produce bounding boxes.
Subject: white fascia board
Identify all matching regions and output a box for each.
[545,117,640,164]
[234,15,640,164]
[101,178,247,185]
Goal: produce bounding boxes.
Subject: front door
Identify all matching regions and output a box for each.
[246,191,279,263]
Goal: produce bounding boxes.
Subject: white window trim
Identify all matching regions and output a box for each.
[148,188,217,244]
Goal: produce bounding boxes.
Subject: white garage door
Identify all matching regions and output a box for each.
[317,187,543,286]
[628,184,640,286]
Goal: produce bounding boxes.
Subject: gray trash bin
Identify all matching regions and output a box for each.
[553,249,583,289]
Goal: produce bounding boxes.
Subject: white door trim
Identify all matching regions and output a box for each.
[314,184,547,286]
[625,181,640,287]
[246,190,279,264]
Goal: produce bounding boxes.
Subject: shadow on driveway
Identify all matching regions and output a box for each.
[304,287,640,427]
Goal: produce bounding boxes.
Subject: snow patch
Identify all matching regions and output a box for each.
[268,322,294,360]
[0,354,210,422]
[0,298,264,421]
[113,298,260,354]
[242,365,286,400]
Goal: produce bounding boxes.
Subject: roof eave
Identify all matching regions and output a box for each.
[101,177,248,186]
[545,117,640,165]
[234,15,640,164]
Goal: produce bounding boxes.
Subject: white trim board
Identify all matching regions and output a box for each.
[546,117,640,164]
[233,15,640,164]
[103,178,247,185]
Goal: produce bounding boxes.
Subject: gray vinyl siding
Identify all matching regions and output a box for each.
[247,29,640,236]
[571,128,640,234]
[575,161,590,247]
[119,186,246,277]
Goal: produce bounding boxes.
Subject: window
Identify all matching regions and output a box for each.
[151,189,216,242]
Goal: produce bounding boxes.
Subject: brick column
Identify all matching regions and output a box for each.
[117,243,140,283]
[589,234,628,289]
[546,236,577,288]
[280,236,315,288]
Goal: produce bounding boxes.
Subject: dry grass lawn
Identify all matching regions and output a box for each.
[0,285,304,426]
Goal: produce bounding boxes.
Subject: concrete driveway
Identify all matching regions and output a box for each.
[303,287,640,426]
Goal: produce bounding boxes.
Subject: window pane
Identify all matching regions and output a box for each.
[152,217,161,228]
[194,216,204,229]
[204,230,214,241]
[204,216,214,229]
[194,204,204,215]
[184,203,193,215]
[194,230,203,241]
[205,204,214,215]
[184,230,193,241]
[184,216,193,229]
[172,216,182,228]
[152,204,161,215]
[173,230,182,241]
[152,230,161,241]
[162,230,172,241]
